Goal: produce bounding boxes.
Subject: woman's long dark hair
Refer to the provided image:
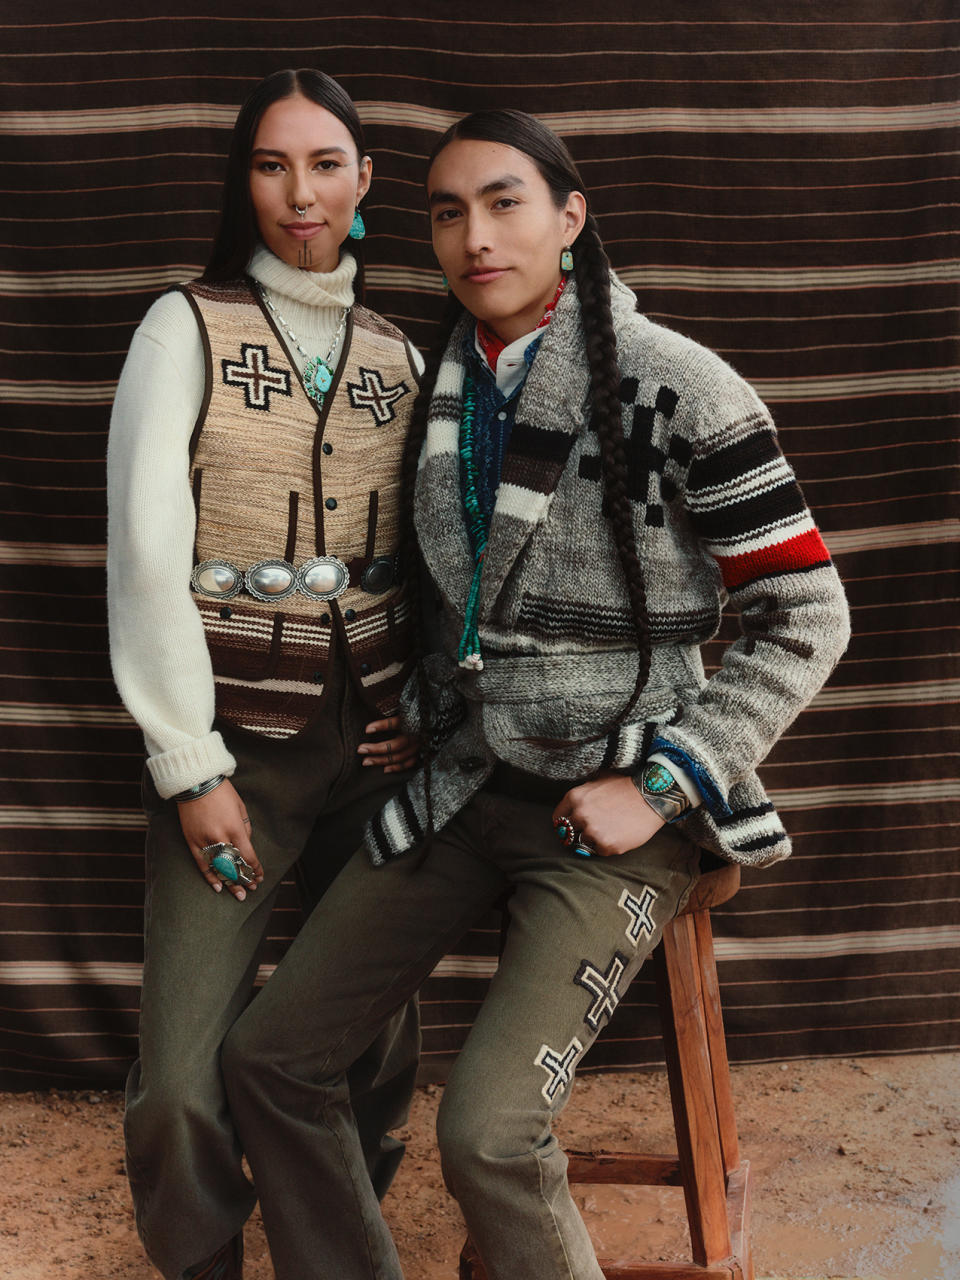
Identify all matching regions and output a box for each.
[201,68,367,289]
[402,110,653,835]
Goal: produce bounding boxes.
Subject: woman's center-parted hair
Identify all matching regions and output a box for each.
[403,111,654,844]
[202,68,367,284]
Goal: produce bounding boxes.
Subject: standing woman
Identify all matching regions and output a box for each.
[223,111,850,1280]
[107,69,422,1280]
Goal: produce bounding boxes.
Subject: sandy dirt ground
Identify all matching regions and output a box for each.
[0,1053,957,1280]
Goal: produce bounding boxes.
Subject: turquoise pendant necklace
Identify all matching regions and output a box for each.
[258,284,349,410]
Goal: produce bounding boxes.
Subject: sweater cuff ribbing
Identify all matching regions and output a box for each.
[145,731,237,800]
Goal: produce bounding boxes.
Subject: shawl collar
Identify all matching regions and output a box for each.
[417,274,638,616]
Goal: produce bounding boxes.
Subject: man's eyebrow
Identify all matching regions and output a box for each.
[428,174,527,206]
[479,174,526,196]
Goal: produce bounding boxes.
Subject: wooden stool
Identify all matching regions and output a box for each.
[459,859,754,1280]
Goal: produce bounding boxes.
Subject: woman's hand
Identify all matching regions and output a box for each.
[552,771,666,858]
[357,716,420,774]
[176,779,264,900]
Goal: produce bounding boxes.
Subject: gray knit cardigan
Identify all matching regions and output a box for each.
[366,271,850,868]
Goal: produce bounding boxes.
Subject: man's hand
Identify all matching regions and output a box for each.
[552,771,665,857]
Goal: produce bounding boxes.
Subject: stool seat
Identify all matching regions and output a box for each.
[460,859,754,1280]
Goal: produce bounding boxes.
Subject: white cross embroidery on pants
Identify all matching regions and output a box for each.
[619,886,658,946]
[574,950,629,1031]
[534,1036,583,1104]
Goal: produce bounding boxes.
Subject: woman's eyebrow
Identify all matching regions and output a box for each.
[428,174,526,206]
[250,146,350,159]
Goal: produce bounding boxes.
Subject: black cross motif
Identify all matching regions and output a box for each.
[577,383,687,524]
[619,886,658,946]
[534,1036,583,1104]
[347,367,410,425]
[574,950,629,1031]
[221,344,291,411]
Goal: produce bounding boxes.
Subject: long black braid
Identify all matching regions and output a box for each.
[400,111,654,844]
[397,291,465,846]
[573,210,654,729]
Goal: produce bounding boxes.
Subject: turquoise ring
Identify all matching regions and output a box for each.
[203,842,255,887]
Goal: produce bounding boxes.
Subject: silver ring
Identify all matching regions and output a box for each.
[296,205,307,218]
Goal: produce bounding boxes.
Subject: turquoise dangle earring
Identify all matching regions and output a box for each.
[349,208,366,240]
[560,245,574,271]
[441,272,449,290]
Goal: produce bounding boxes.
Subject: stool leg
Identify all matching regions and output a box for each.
[459,1236,487,1279]
[656,912,732,1267]
[694,910,740,1175]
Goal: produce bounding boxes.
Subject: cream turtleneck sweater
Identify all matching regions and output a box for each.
[107,248,419,797]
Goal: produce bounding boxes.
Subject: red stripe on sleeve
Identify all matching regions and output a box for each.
[714,527,831,590]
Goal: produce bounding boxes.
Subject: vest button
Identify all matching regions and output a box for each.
[219,606,232,620]
[344,608,356,621]
[325,497,338,510]
[320,612,331,625]
[359,662,371,676]
[322,442,333,455]
[313,671,324,684]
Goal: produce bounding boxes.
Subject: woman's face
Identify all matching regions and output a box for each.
[428,137,586,345]
[249,93,371,273]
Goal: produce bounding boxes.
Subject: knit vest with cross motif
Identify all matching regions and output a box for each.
[180,277,418,739]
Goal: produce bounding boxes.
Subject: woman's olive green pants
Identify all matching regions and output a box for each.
[124,659,419,1280]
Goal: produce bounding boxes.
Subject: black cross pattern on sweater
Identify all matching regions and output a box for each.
[574,950,629,1031]
[577,381,691,525]
[347,367,410,425]
[221,344,292,411]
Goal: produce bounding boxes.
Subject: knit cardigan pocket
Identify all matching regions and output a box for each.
[478,683,688,782]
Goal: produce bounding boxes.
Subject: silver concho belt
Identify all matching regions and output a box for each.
[191,555,395,603]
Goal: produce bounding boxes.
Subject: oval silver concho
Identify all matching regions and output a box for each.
[191,559,243,599]
[245,559,299,602]
[298,555,349,601]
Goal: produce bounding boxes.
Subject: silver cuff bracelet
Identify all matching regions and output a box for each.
[633,761,691,824]
[172,774,226,803]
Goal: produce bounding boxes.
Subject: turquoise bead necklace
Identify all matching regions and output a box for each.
[458,372,487,670]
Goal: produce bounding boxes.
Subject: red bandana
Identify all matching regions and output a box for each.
[475,274,568,373]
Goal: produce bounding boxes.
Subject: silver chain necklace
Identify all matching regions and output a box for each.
[258,283,349,408]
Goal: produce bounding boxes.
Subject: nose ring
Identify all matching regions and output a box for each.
[295,205,307,219]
